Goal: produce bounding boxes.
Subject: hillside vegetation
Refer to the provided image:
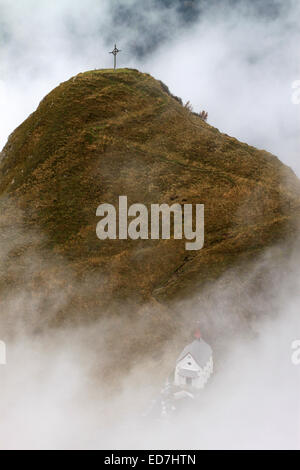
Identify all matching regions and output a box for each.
[0,68,300,340]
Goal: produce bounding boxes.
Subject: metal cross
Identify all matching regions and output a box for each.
[109,44,121,70]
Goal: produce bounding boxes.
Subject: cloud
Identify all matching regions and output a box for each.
[0,236,300,449]
[0,0,299,174]
[0,0,300,450]
[143,0,300,173]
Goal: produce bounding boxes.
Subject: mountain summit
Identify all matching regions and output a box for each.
[1,68,300,329]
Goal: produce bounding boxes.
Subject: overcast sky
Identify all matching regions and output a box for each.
[0,0,299,173]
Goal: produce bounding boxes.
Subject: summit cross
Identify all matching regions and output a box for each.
[109,44,121,70]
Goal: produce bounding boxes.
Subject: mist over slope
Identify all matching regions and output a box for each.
[0,68,300,450]
[0,69,300,330]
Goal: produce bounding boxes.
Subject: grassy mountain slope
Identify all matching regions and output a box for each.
[0,68,300,328]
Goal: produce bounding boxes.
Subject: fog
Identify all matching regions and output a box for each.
[0,250,300,450]
[0,0,300,450]
[147,3,300,174]
[0,0,299,171]
[0,209,299,449]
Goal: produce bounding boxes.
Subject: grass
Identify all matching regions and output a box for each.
[0,67,300,332]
